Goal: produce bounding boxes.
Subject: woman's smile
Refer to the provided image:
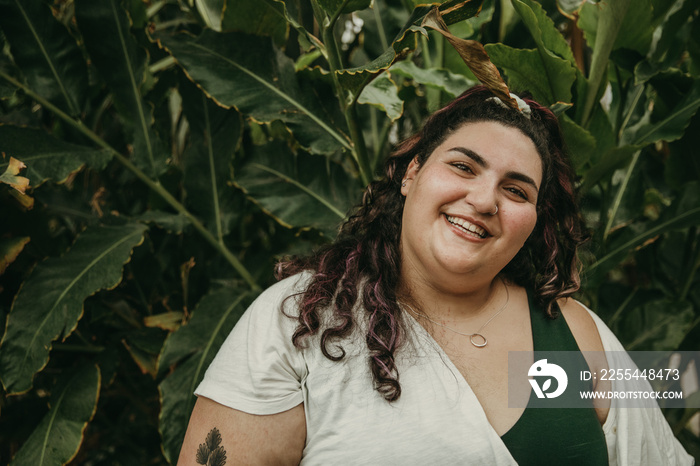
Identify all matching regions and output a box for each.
[444,214,489,239]
[399,121,543,291]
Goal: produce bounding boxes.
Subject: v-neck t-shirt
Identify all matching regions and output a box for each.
[194,273,693,465]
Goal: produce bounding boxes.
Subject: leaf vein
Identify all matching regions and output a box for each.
[21,228,144,376]
[184,41,351,150]
[13,0,77,115]
[249,163,345,218]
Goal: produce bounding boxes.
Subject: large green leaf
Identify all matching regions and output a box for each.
[634,0,695,83]
[389,61,474,97]
[337,0,483,98]
[9,365,100,466]
[234,141,361,237]
[484,43,575,106]
[498,0,577,104]
[0,223,147,394]
[631,80,700,145]
[612,0,654,55]
[0,0,88,116]
[136,211,190,234]
[621,300,695,351]
[587,183,700,279]
[221,0,287,45]
[75,0,167,179]
[0,125,112,187]
[576,0,631,124]
[180,80,241,238]
[357,75,403,121]
[559,115,596,171]
[156,30,350,155]
[158,287,252,463]
[578,0,653,56]
[253,0,323,51]
[578,145,639,195]
[511,0,575,65]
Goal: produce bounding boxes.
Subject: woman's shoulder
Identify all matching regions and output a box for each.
[557,297,606,353]
[236,271,314,327]
[254,271,314,305]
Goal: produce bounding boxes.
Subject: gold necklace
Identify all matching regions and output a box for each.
[401,278,510,348]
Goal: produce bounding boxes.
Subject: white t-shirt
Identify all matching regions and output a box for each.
[195,273,693,465]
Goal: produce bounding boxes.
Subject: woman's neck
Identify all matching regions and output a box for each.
[398,271,506,324]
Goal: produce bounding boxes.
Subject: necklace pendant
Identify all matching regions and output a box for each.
[470,333,487,348]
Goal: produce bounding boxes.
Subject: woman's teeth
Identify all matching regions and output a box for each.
[446,215,487,238]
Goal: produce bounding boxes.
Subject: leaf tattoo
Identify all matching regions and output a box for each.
[196,427,227,465]
[196,444,209,464]
[206,427,223,451]
[209,446,227,466]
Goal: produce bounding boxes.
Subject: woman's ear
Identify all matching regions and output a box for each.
[401,156,420,196]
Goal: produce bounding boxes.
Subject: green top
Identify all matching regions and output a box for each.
[500,292,608,465]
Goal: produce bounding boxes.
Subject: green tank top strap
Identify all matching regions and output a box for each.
[500,290,608,465]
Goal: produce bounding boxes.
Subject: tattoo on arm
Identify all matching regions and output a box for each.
[196,427,227,466]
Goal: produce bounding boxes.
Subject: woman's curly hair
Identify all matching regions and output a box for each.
[277,85,586,402]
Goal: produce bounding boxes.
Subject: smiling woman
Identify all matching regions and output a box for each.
[399,121,542,297]
[177,86,692,465]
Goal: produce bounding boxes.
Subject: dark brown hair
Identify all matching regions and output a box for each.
[278,85,585,401]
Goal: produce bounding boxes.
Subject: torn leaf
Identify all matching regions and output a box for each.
[421,7,518,110]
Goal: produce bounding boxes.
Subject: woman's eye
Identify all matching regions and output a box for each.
[451,163,473,173]
[507,187,528,200]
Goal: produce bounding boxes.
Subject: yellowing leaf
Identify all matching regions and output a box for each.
[144,312,184,331]
[0,236,31,276]
[0,156,30,194]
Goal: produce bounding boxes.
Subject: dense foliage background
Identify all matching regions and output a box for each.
[0,0,699,463]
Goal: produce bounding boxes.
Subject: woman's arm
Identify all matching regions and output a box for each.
[177,397,306,466]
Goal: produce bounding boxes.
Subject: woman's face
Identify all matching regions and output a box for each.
[399,121,543,292]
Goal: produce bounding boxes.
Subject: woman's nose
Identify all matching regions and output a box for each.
[465,182,498,215]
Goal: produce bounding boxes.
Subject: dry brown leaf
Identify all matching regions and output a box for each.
[421,7,519,110]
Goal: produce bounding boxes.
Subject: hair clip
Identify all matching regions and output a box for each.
[486,93,532,119]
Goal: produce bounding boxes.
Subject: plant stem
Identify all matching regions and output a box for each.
[608,287,637,326]
[420,35,433,68]
[603,150,640,241]
[618,85,644,141]
[373,117,394,172]
[0,70,260,291]
[370,108,379,156]
[314,0,373,185]
[345,104,373,184]
[373,1,389,51]
[149,56,176,74]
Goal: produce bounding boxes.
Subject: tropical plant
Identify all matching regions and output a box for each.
[0,0,698,463]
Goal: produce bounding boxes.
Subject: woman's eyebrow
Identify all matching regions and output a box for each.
[449,147,487,167]
[506,171,540,193]
[449,146,540,193]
